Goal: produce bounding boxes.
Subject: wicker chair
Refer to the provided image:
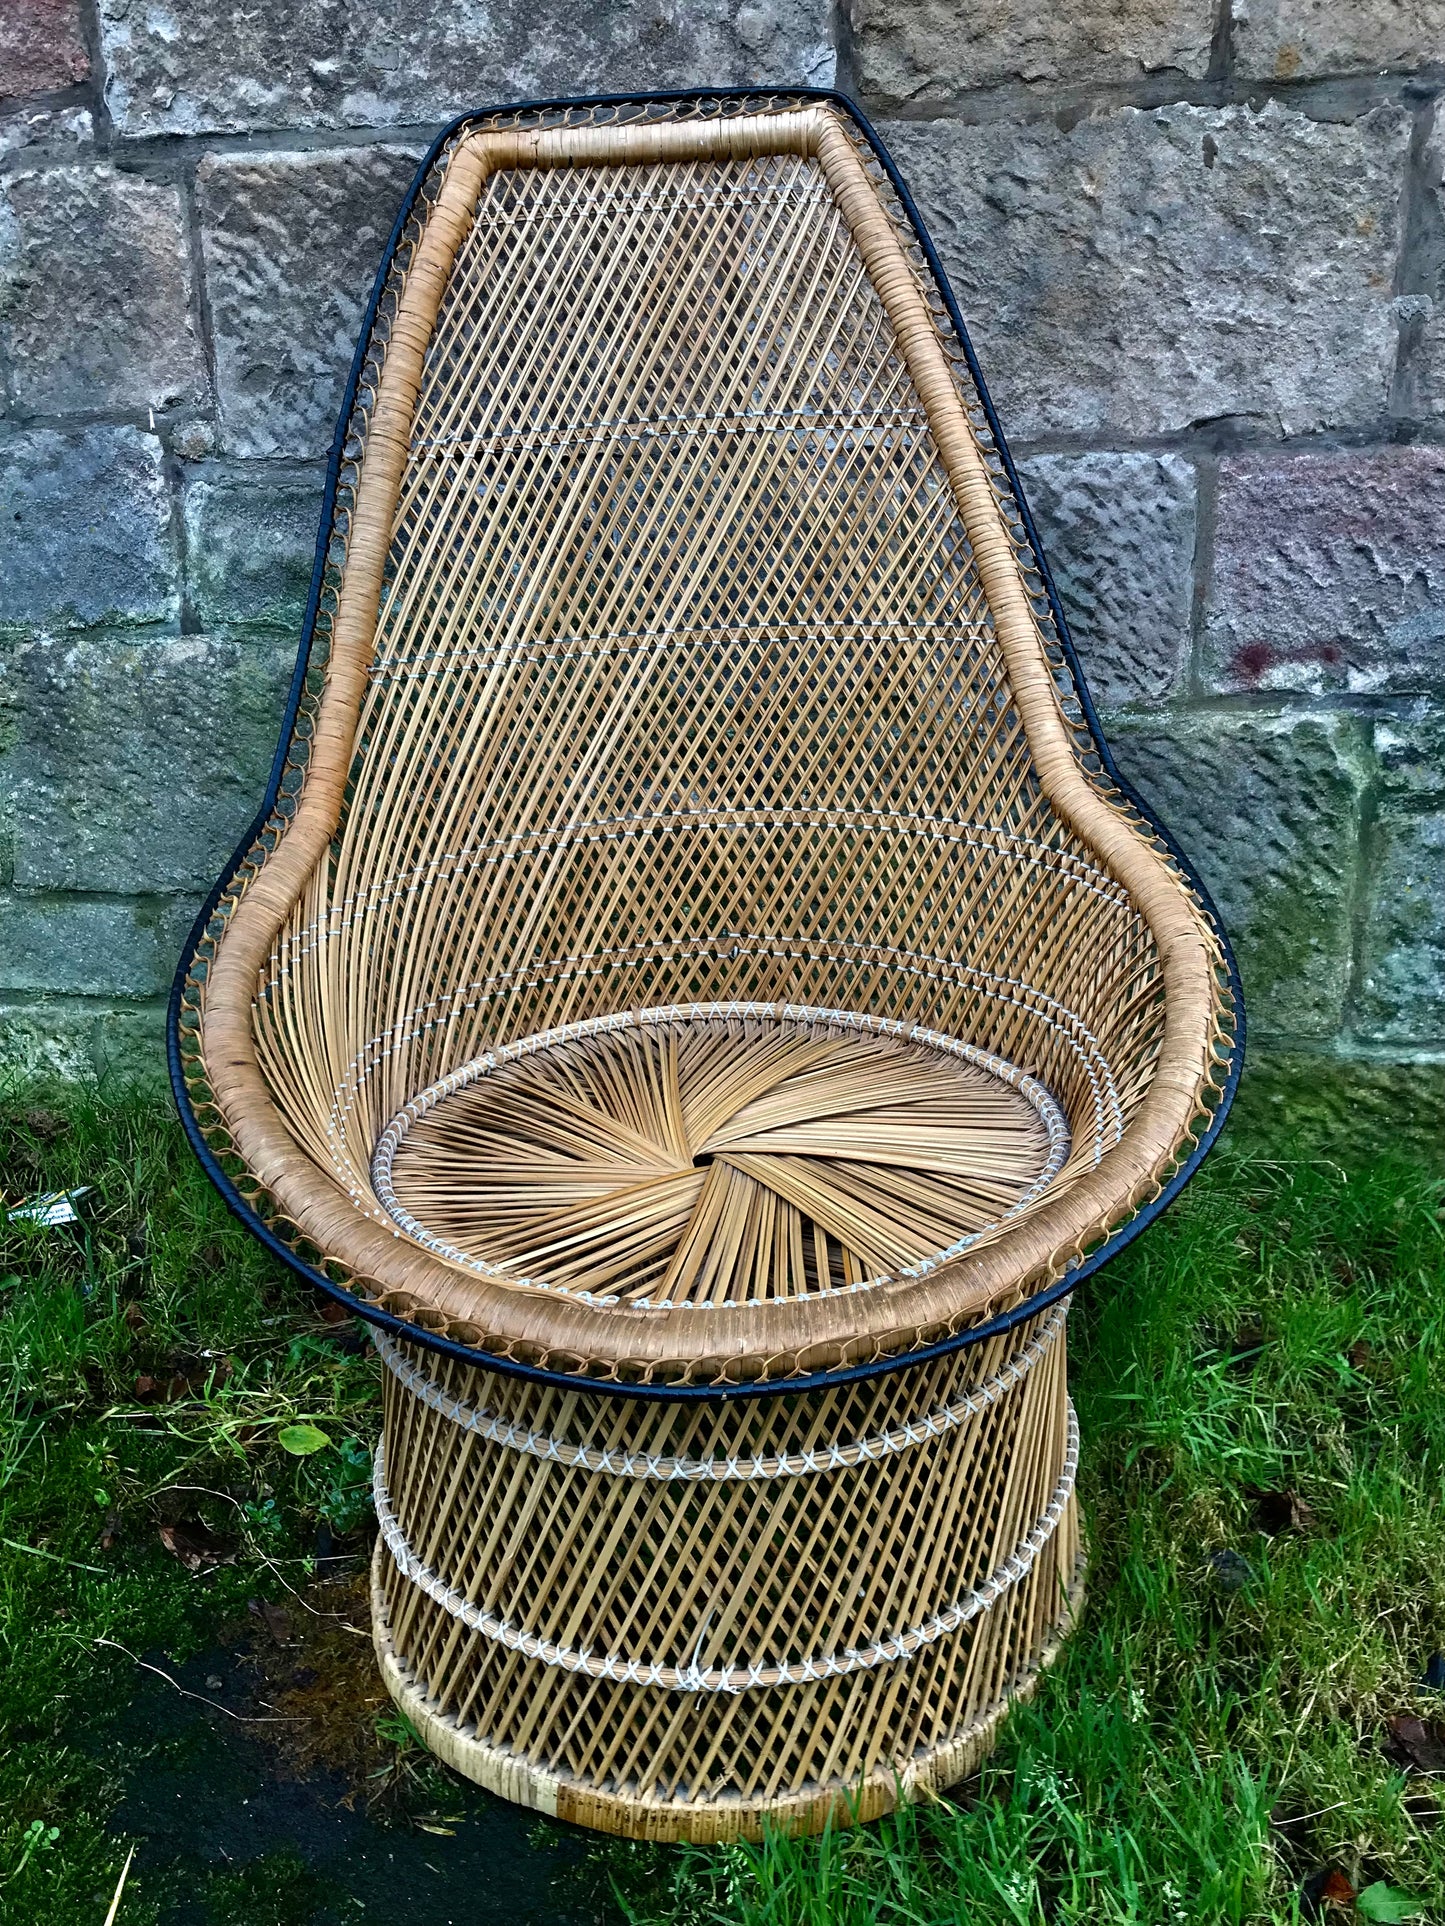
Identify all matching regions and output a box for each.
[172,90,1242,1843]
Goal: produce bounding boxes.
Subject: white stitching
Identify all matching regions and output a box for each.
[370,1299,1066,1479]
[373,1400,1078,1694]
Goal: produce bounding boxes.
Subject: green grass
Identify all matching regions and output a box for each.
[0,1083,1442,1924]
[0,1085,382,1923]
[599,1154,1445,1926]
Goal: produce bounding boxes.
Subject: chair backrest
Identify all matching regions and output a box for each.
[181,95,1237,1386]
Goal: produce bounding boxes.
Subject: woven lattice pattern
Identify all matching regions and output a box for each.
[265,141,1151,1209]
[371,1292,1081,1837]
[174,92,1236,1387]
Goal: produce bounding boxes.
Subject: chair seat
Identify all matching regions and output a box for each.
[371,1005,1069,1310]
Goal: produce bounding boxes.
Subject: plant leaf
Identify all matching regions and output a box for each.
[1357,1883,1426,1922]
[276,1422,331,1457]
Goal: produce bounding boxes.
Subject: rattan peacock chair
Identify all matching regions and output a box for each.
[172,89,1243,1843]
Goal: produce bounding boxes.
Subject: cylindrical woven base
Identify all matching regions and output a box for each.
[369,1300,1083,1842]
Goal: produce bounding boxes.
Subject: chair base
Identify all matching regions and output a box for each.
[371,1544,1085,1842]
[365,1291,1083,1843]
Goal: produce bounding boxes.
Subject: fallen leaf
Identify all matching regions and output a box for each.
[132,1374,166,1403]
[1301,1866,1354,1917]
[316,1294,349,1326]
[1356,1882,1426,1922]
[1349,1339,1373,1370]
[122,1301,146,1332]
[248,1598,294,1645]
[157,1519,236,1573]
[277,1422,331,1457]
[1387,1714,1445,1775]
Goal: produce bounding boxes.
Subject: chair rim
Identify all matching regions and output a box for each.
[169,86,1245,1399]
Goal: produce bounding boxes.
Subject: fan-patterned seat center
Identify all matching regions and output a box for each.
[372,1007,1068,1309]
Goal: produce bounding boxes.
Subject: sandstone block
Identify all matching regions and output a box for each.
[0,427,177,629]
[0,0,89,102]
[101,0,835,138]
[885,103,1408,441]
[1356,810,1445,1044]
[3,633,292,894]
[1204,446,1445,697]
[1405,121,1445,423]
[852,0,1213,101]
[199,146,420,458]
[0,996,168,1084]
[1229,1047,1445,1165]
[1108,711,1370,1036]
[1375,703,1445,806]
[1018,451,1194,711]
[0,893,194,996]
[0,162,202,414]
[1234,0,1445,81]
[184,464,324,631]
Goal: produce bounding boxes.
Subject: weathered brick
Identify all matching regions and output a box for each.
[852,0,1213,100]
[100,0,835,138]
[0,162,202,414]
[0,0,90,102]
[184,464,324,631]
[1356,811,1445,1044]
[199,146,419,459]
[0,996,168,1084]
[1108,711,1370,1037]
[0,427,177,630]
[0,893,194,996]
[1204,446,1445,698]
[1406,121,1445,423]
[886,103,1408,441]
[2,633,292,893]
[1234,0,1445,81]
[1017,451,1194,711]
[1228,1047,1445,1166]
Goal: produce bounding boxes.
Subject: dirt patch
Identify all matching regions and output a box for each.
[99,1570,610,1924]
[231,1577,391,1796]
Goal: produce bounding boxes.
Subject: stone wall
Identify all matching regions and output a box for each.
[0,1,1441,1148]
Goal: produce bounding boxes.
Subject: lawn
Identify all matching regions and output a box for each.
[0,1082,1442,1924]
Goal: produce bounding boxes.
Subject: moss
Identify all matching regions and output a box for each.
[1235,873,1354,1039]
[1230,1047,1445,1166]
